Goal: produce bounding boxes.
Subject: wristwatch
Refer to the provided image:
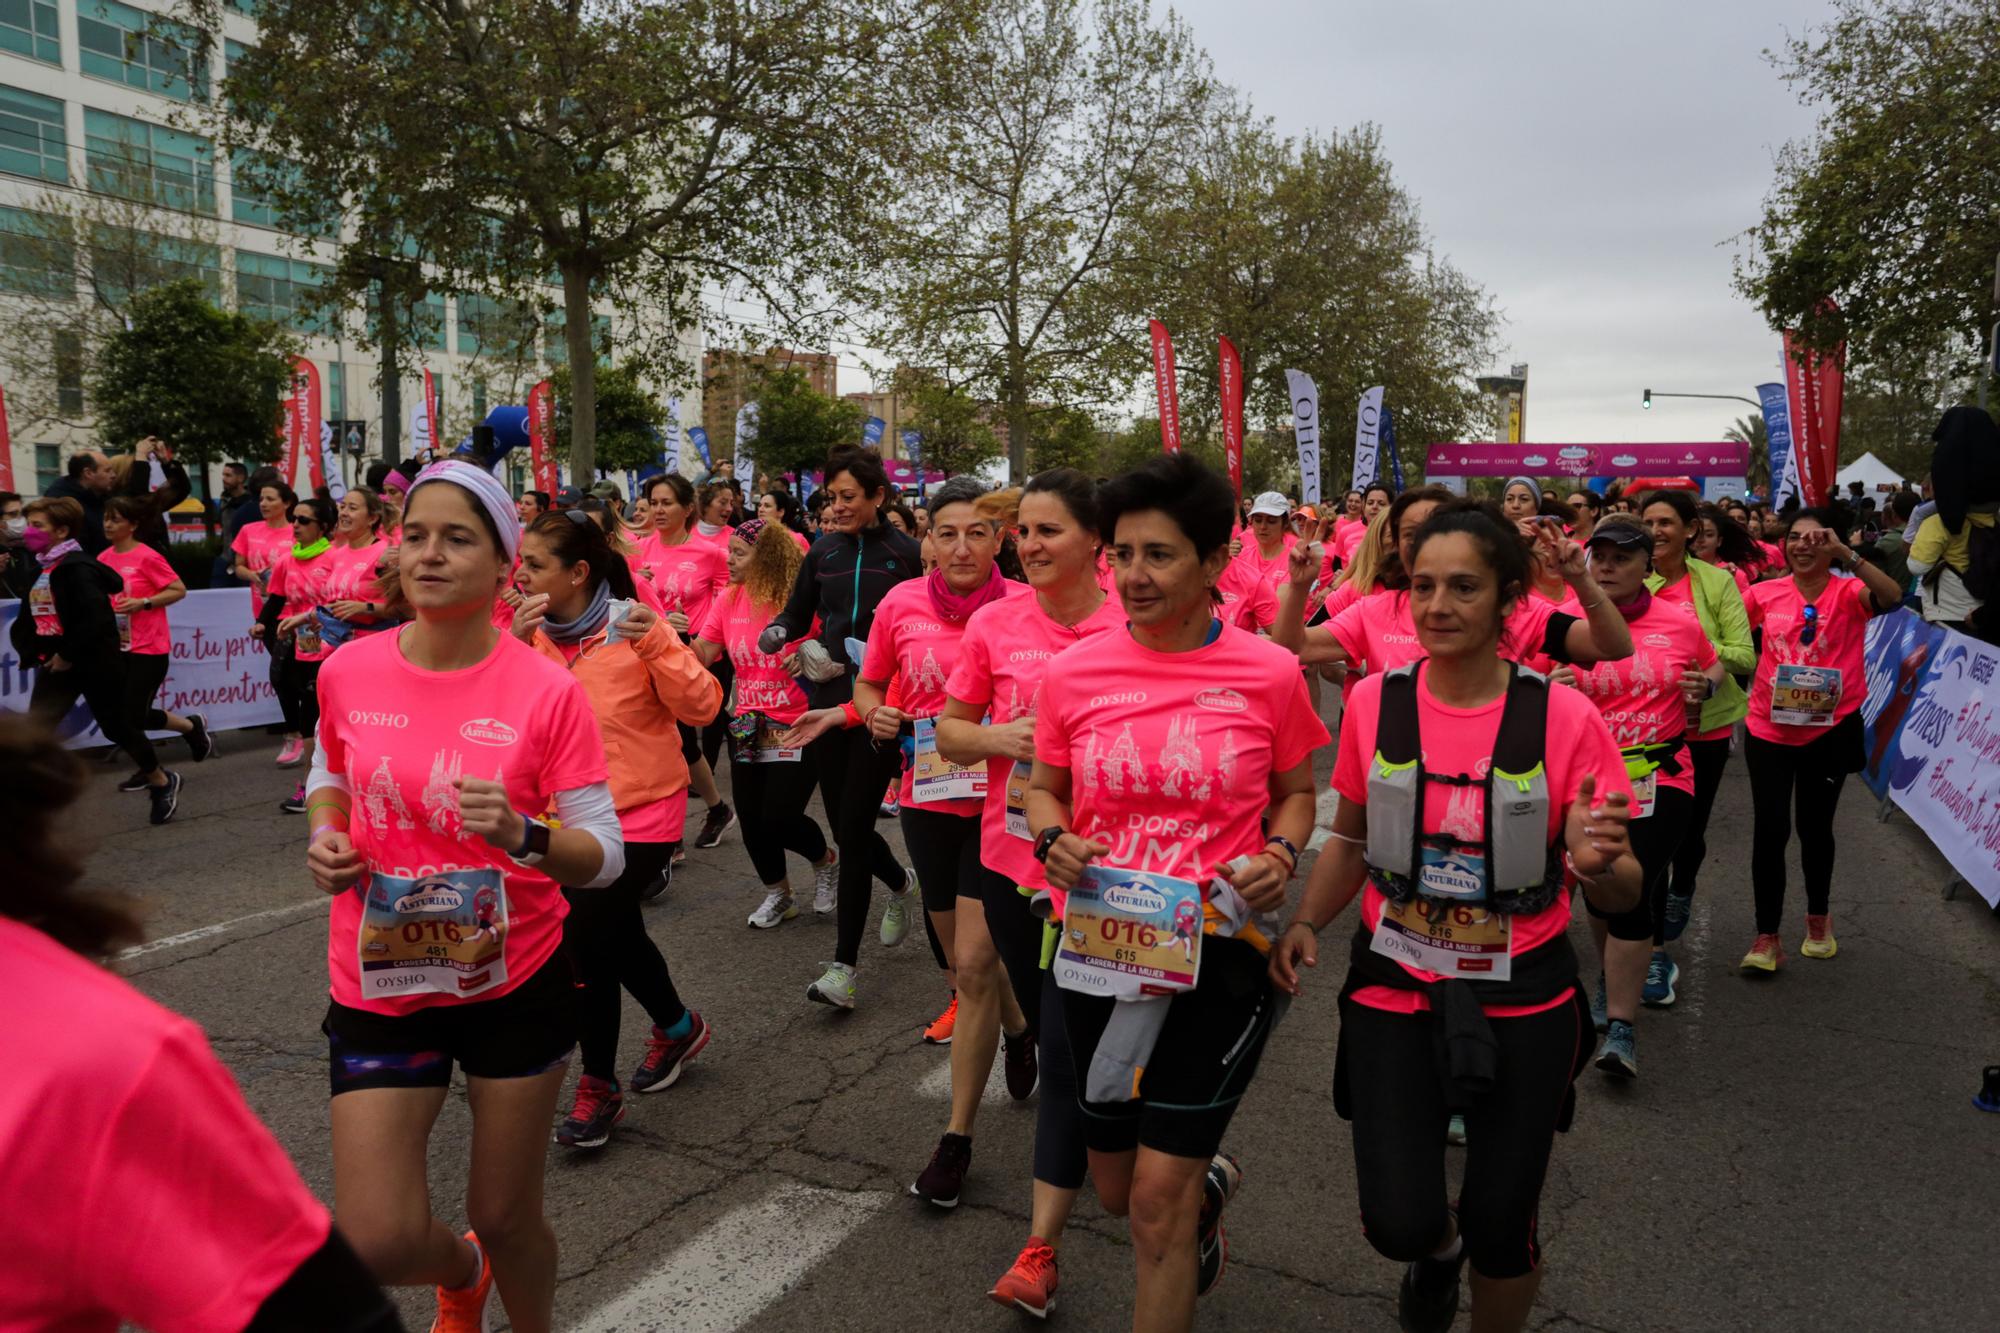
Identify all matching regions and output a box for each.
[1032,825,1066,864]
[509,816,552,866]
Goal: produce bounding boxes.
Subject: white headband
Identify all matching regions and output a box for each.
[407,460,521,561]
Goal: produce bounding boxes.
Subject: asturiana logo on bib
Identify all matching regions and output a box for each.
[460,718,519,746]
[1101,881,1169,916]
[1195,688,1247,713]
[394,879,466,914]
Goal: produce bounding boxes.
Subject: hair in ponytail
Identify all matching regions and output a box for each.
[526,511,637,600]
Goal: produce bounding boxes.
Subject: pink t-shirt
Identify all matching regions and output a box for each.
[1547,596,1716,796]
[0,918,329,1333]
[699,584,811,726]
[947,589,1128,887]
[1333,515,1365,547]
[1744,574,1875,744]
[635,533,729,630]
[1331,664,1634,1014]
[231,520,292,613]
[267,547,337,662]
[1334,521,1367,565]
[1330,588,1567,674]
[314,628,609,1015]
[1234,538,1295,599]
[1214,556,1277,632]
[1651,573,1736,741]
[97,543,177,655]
[320,538,390,641]
[1034,624,1329,939]
[863,576,1032,813]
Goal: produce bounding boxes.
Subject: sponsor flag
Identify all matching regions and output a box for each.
[734,402,757,479]
[1149,319,1181,453]
[1756,381,1796,506]
[1782,310,1843,507]
[1218,337,1244,506]
[1381,403,1404,492]
[422,369,440,465]
[688,426,711,468]
[863,416,886,448]
[1353,386,1384,490]
[1285,370,1321,505]
[0,383,13,491]
[318,421,346,500]
[526,379,557,492]
[286,358,324,491]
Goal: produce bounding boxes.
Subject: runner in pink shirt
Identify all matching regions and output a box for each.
[318,489,393,649]
[264,496,338,813]
[1737,509,1903,972]
[1236,489,1297,596]
[0,719,396,1333]
[1029,456,1322,1323]
[230,481,294,616]
[1271,504,1639,1333]
[1214,551,1278,631]
[98,496,215,773]
[304,460,622,1333]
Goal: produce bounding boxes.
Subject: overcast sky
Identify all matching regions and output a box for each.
[1161,0,1835,445]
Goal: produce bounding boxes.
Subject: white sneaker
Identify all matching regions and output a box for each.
[812,854,838,915]
[879,869,918,947]
[748,891,797,930]
[806,961,857,1009]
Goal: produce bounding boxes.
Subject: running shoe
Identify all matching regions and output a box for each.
[117,771,150,793]
[1801,914,1838,959]
[186,712,215,762]
[806,960,857,1010]
[1446,1113,1467,1147]
[279,782,306,814]
[1595,1020,1638,1079]
[923,992,959,1045]
[1003,1026,1039,1100]
[989,1237,1059,1319]
[672,844,687,868]
[880,792,901,818]
[693,801,736,849]
[1589,974,1608,1032]
[1662,889,1694,942]
[1642,951,1680,1007]
[554,1074,625,1148]
[632,1012,709,1093]
[275,738,305,768]
[1196,1153,1241,1296]
[1740,933,1785,974]
[149,772,183,825]
[749,890,798,929]
[429,1232,492,1333]
[910,1131,973,1207]
[879,872,918,947]
[1397,1230,1466,1333]
[642,852,674,904]
[812,853,838,915]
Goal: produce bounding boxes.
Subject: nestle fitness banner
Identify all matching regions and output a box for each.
[0,589,283,747]
[1862,608,2000,907]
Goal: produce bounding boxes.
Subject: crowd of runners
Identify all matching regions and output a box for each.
[3,431,1930,1332]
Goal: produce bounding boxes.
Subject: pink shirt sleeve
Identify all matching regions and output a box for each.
[1272,669,1328,772]
[946,617,996,707]
[1033,663,1075,767]
[696,588,730,646]
[860,612,899,684]
[1331,674,1379,804]
[1329,599,1369,665]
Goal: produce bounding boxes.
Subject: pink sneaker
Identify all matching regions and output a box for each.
[276,738,305,768]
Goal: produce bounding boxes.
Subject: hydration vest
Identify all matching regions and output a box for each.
[1363,660,1565,916]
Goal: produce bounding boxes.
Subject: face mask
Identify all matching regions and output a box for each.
[1,516,24,539]
[21,525,55,555]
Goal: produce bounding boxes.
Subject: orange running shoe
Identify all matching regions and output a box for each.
[989,1236,1059,1319]
[430,1232,492,1333]
[923,992,959,1045]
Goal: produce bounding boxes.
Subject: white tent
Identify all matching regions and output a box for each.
[1835,451,1906,496]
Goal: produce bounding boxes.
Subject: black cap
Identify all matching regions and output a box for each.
[553,485,587,507]
[1587,515,1651,551]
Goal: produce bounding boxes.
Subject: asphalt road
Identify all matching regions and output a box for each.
[80,706,2000,1333]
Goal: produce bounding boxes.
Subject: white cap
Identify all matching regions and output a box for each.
[1249,491,1290,518]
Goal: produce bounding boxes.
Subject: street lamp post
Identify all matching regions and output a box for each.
[1641,389,1762,410]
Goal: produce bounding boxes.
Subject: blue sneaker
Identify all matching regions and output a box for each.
[1642,951,1680,1008]
[1595,1020,1637,1079]
[1589,974,1608,1032]
[1662,891,1694,942]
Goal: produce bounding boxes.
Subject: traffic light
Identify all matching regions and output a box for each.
[1642,388,1652,410]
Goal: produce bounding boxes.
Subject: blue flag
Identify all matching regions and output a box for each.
[901,429,922,466]
[687,426,711,468]
[1756,382,1793,505]
[1380,405,1404,491]
[863,416,886,447]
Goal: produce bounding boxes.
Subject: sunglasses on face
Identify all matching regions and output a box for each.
[1799,603,1819,646]
[292,515,319,526]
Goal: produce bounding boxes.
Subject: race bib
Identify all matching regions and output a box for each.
[29,577,58,637]
[1370,896,1513,981]
[115,612,132,652]
[356,866,509,1000]
[911,718,984,802]
[294,616,323,656]
[1054,864,1202,999]
[733,714,802,763]
[1004,760,1032,839]
[1770,663,1841,726]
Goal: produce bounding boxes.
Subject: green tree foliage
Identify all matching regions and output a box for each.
[1028,406,1107,475]
[747,366,865,487]
[853,0,1210,481]
[897,371,1002,481]
[1736,0,2000,376]
[549,362,665,477]
[192,0,966,477]
[1129,97,1500,493]
[1723,413,1772,494]
[88,279,295,491]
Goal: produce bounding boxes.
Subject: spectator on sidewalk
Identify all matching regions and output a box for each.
[43,449,115,554]
[106,438,191,555]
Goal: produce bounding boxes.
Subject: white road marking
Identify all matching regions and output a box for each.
[915,1050,1009,1104]
[574,1182,888,1332]
[119,899,324,960]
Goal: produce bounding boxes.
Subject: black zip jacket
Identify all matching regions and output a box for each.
[9,550,122,668]
[770,522,923,705]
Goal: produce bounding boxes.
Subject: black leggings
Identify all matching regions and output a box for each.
[31,659,157,773]
[563,842,687,1082]
[1584,785,1691,944]
[269,638,296,731]
[810,725,909,966]
[1666,737,1730,905]
[977,868,1089,1191]
[900,805,980,971]
[281,652,321,739]
[1746,730,1851,934]
[733,752,828,886]
[125,651,175,730]
[1342,991,1590,1280]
